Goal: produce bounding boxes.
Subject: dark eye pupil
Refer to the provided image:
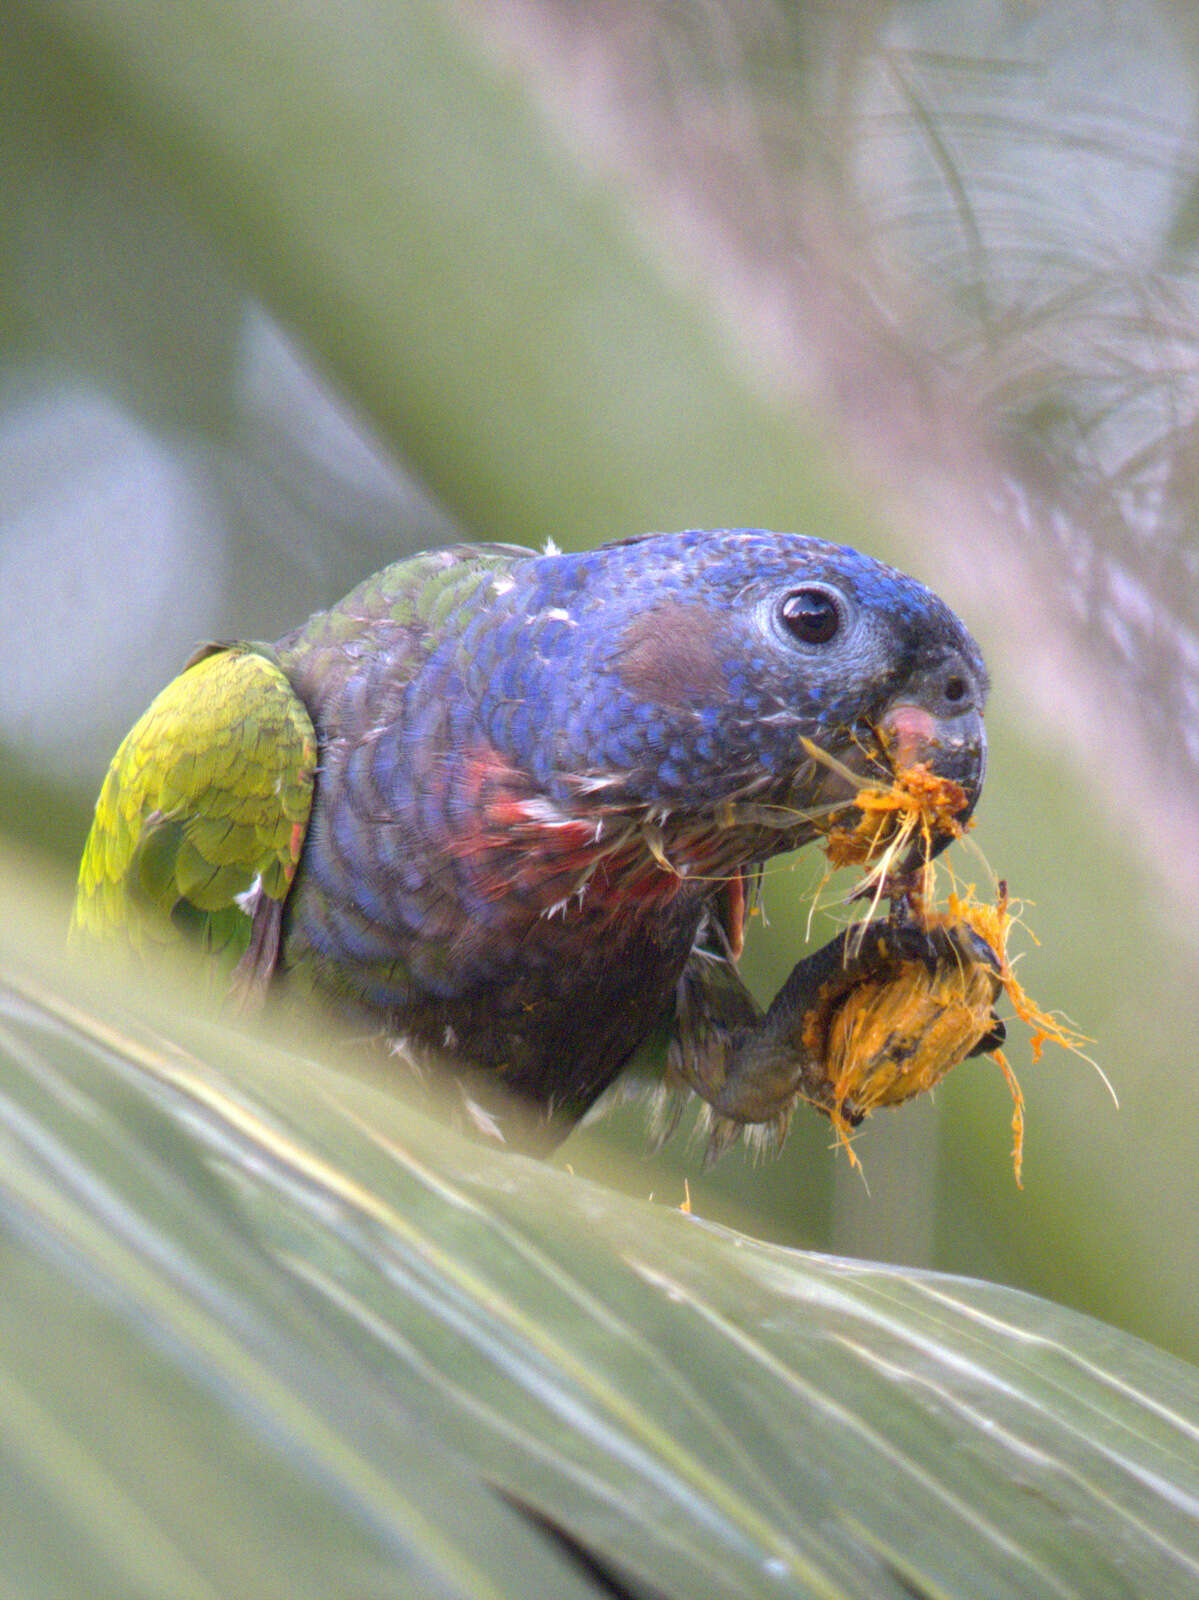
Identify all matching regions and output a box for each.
[781,588,840,645]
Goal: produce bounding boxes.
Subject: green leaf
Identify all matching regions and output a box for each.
[2,937,608,1600]
[5,856,1199,1599]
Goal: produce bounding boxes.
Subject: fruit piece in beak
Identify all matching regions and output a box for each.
[879,699,987,859]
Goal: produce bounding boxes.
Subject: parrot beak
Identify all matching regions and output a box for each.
[878,697,988,862]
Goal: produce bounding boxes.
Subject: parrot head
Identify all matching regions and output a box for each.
[481,529,987,874]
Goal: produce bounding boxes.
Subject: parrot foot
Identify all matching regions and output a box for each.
[668,909,1005,1154]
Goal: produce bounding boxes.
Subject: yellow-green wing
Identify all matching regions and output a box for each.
[71,643,316,965]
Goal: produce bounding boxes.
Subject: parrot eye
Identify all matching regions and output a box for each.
[779,587,841,646]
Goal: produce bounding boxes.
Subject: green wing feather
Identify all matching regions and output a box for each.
[71,643,317,965]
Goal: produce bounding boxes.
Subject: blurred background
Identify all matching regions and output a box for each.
[3,0,1198,1363]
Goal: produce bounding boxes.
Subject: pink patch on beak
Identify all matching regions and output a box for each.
[880,704,938,768]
